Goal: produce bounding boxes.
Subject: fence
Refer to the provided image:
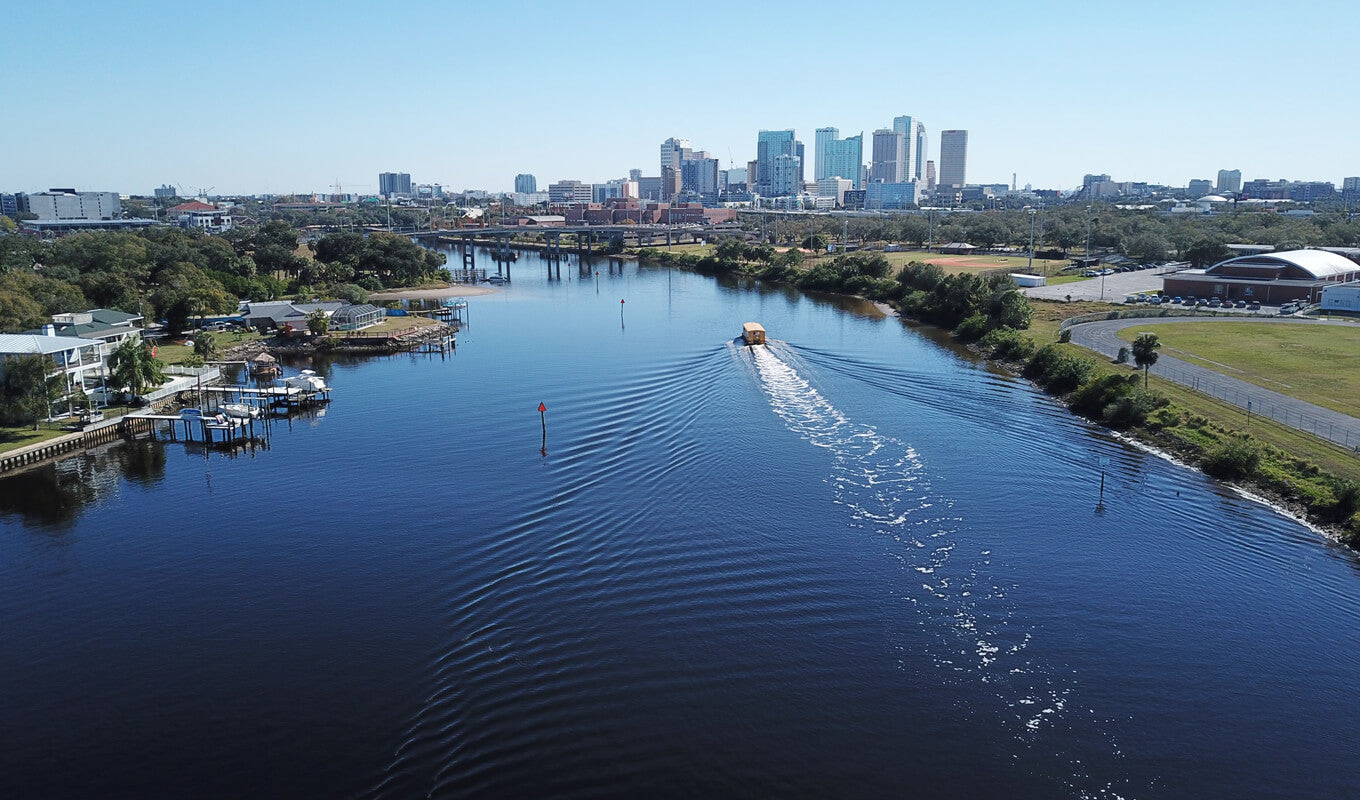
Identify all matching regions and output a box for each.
[1058,307,1222,333]
[1149,360,1360,451]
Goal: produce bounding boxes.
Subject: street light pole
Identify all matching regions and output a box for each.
[1086,205,1101,299]
[1026,207,1037,273]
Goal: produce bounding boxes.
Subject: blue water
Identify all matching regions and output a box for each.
[2,251,1358,798]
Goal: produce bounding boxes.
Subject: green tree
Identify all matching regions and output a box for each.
[193,331,221,361]
[1124,232,1169,263]
[1131,332,1161,388]
[0,353,63,428]
[306,309,330,335]
[108,338,166,400]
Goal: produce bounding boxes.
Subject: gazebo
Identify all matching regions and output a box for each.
[249,351,278,377]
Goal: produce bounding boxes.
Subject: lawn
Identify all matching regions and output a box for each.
[1116,321,1360,417]
[803,248,1070,277]
[155,331,262,365]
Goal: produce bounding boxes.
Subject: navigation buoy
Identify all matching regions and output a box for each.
[539,402,547,453]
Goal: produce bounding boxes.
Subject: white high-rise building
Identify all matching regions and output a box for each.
[771,153,802,197]
[1216,169,1242,194]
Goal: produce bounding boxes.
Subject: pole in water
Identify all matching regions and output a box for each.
[539,402,547,454]
[620,298,625,328]
[1097,456,1109,511]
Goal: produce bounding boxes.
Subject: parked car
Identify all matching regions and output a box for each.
[1198,298,1210,306]
[1150,296,1163,305]
[1235,300,1247,308]
[1209,298,1222,308]
[1248,301,1261,310]
[1171,296,1183,305]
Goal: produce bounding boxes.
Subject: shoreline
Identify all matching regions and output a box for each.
[643,254,1359,548]
[369,284,498,301]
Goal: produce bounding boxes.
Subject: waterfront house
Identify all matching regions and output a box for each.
[25,308,144,349]
[0,330,107,414]
[243,301,345,333]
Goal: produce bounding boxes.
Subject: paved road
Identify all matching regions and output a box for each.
[1066,316,1360,451]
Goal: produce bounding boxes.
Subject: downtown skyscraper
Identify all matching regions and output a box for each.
[756,129,802,196]
[892,116,927,182]
[939,130,968,188]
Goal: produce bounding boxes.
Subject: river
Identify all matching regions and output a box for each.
[2,248,1358,798]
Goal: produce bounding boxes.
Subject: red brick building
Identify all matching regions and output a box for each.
[1162,250,1360,305]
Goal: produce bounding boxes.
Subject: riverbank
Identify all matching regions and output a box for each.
[965,309,1360,548]
[369,284,498,301]
[641,253,1360,548]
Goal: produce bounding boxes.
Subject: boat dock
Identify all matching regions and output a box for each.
[200,384,331,409]
[130,412,266,446]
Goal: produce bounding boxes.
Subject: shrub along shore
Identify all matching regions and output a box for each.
[634,244,1360,547]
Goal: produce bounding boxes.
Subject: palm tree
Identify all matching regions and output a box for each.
[193,332,221,362]
[1132,333,1161,388]
[108,338,166,401]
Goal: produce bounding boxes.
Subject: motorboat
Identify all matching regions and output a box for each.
[282,369,328,392]
[219,403,260,420]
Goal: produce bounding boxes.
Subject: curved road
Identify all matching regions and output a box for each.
[1067,316,1360,451]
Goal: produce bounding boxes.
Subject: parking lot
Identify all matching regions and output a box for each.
[1022,265,1174,302]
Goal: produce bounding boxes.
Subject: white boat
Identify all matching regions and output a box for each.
[282,369,328,392]
[219,403,260,420]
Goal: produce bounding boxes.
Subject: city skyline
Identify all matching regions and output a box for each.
[2,1,1356,196]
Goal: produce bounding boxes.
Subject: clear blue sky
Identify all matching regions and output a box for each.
[2,0,1355,196]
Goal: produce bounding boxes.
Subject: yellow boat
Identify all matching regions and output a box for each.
[741,322,766,345]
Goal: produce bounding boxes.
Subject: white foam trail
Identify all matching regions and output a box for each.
[748,344,1092,744]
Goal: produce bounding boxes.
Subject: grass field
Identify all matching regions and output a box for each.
[1116,321,1360,417]
[801,249,1070,277]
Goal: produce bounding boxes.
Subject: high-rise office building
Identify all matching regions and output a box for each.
[926,161,936,192]
[756,129,797,195]
[379,172,412,196]
[814,128,837,180]
[870,128,905,183]
[681,154,721,199]
[514,174,537,194]
[815,127,864,189]
[938,131,968,188]
[914,123,928,181]
[891,116,919,182]
[660,138,692,175]
[1216,169,1242,194]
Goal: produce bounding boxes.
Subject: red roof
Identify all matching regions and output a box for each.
[169,201,217,213]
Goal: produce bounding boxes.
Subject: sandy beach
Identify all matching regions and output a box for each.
[369,284,499,301]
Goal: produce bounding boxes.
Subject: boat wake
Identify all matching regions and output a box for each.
[745,342,1130,797]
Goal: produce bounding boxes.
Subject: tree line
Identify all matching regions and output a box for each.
[0,222,447,334]
[742,204,1360,267]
